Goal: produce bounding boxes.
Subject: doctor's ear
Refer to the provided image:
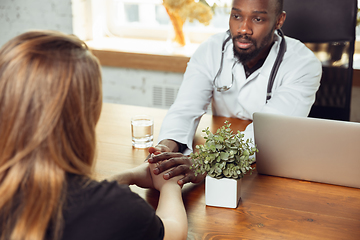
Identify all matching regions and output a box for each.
[276,11,286,30]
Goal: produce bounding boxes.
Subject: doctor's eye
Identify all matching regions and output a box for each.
[231,13,241,20]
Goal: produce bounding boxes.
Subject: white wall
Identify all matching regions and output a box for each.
[101,66,183,108]
[0,0,73,47]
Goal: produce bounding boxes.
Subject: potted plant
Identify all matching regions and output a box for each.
[190,121,258,208]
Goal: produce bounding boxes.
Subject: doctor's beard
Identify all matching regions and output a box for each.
[232,28,275,65]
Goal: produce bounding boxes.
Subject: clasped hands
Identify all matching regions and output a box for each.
[147,144,206,187]
[129,143,205,190]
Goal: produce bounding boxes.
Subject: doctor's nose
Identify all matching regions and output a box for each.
[237,21,253,35]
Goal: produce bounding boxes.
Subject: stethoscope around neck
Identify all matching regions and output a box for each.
[213,29,286,102]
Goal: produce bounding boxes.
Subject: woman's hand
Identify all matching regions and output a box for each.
[148,162,183,191]
[129,162,155,189]
[109,162,154,189]
[148,144,172,155]
[149,160,188,240]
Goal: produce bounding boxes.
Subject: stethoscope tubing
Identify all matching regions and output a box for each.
[213,29,286,102]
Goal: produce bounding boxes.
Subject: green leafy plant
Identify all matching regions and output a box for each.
[190,121,258,180]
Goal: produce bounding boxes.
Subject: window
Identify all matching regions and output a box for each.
[73,0,232,44]
[106,0,231,43]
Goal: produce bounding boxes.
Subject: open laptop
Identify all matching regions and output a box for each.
[253,112,360,188]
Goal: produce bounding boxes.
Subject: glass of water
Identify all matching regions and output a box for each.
[131,115,154,148]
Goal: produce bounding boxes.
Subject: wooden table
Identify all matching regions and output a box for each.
[95,103,360,240]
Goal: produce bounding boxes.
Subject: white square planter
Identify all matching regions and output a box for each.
[205,175,242,208]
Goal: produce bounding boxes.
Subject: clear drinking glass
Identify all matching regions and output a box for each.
[131,115,154,148]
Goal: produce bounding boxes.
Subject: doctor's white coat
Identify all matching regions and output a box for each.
[158,31,322,154]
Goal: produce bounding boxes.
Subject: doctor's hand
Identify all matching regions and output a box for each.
[148,151,206,187]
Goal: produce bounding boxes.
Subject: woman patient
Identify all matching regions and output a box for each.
[0,30,187,240]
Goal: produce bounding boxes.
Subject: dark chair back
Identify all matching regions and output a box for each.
[281,0,358,121]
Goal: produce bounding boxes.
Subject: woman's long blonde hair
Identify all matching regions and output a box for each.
[0,30,102,240]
